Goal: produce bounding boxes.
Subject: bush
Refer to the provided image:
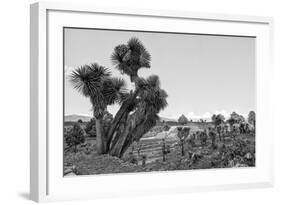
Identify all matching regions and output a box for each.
[65,123,85,152]
[85,118,96,138]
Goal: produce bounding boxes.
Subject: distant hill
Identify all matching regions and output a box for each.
[65,114,91,122]
[159,117,177,122]
[65,114,176,123]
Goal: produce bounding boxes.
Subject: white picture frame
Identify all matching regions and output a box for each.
[30,1,274,202]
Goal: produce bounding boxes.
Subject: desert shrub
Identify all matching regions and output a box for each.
[216,138,255,167]
[65,123,85,152]
[163,124,171,132]
[85,118,96,138]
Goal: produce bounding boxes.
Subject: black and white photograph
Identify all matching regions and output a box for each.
[63,28,256,176]
[1,0,280,204]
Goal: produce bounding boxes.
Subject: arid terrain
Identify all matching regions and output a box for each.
[64,122,255,176]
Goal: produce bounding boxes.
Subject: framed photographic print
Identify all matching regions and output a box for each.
[30,2,274,202]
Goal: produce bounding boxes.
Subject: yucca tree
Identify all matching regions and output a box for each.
[106,37,153,149]
[70,38,168,158]
[111,37,151,83]
[108,39,168,158]
[70,63,127,154]
[248,111,256,130]
[109,75,168,157]
[177,127,190,156]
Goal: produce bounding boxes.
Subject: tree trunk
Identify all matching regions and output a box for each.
[106,74,142,155]
[130,74,138,83]
[109,119,132,157]
[163,153,166,162]
[95,118,107,154]
[106,92,138,150]
[181,143,185,156]
[109,114,156,158]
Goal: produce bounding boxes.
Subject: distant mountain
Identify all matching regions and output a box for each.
[65,114,91,122]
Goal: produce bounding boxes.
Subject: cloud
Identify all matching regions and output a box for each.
[214,110,230,118]
[186,112,212,120]
[162,112,221,121]
[185,110,235,121]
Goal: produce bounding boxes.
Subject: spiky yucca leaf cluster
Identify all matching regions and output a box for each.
[70,63,111,97]
[70,63,128,118]
[111,37,151,81]
[136,75,168,114]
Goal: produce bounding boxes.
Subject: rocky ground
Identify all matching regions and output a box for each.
[64,154,145,176]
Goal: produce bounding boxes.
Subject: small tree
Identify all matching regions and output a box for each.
[200,130,208,146]
[65,123,85,152]
[212,114,225,127]
[162,139,167,162]
[177,127,190,156]
[178,114,188,125]
[227,112,240,131]
[208,128,217,149]
[211,114,225,141]
[248,111,256,129]
[161,124,171,162]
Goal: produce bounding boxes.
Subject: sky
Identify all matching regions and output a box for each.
[64,28,256,120]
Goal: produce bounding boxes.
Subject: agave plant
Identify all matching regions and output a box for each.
[70,63,127,154]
